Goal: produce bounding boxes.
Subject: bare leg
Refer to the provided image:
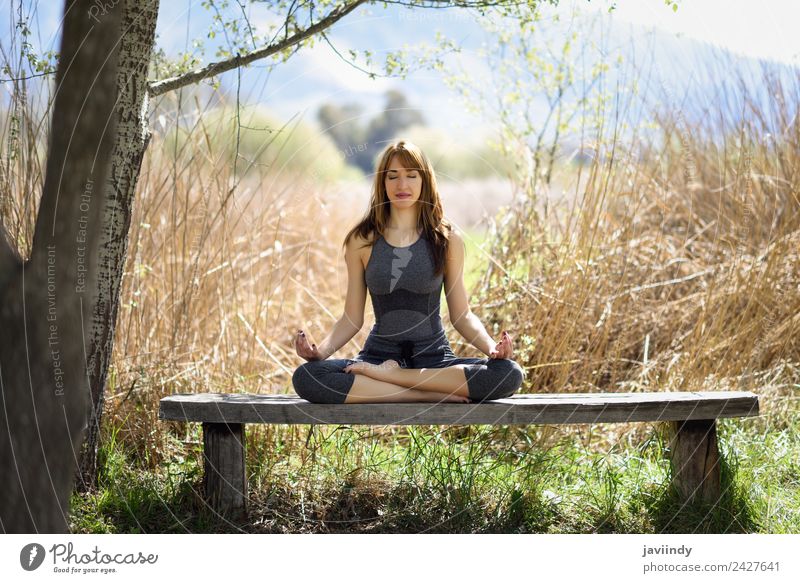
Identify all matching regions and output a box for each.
[344,373,469,403]
[345,360,471,398]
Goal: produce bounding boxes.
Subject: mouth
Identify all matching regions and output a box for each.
[396,193,412,199]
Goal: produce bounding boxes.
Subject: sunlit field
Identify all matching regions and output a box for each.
[2,40,798,534]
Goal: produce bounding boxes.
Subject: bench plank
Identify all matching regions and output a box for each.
[159,390,760,517]
[159,391,759,426]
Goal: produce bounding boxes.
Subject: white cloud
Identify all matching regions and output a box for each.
[582,0,800,65]
[287,38,394,95]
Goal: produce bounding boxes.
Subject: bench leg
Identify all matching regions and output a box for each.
[668,419,721,505]
[202,422,247,518]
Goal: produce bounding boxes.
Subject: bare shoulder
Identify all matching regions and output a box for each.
[346,230,377,270]
[447,228,463,245]
[446,228,465,259]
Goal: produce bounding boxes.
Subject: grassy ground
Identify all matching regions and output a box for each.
[69,394,799,533]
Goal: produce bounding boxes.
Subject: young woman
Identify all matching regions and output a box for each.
[292,140,525,404]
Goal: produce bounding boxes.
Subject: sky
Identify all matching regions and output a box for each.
[2,0,799,141]
[149,1,496,138]
[592,0,800,65]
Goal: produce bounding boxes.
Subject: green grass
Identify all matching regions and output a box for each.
[69,410,800,533]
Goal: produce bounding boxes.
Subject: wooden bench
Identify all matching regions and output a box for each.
[158,391,759,518]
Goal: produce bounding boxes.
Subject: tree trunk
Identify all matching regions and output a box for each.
[0,0,123,533]
[75,0,161,493]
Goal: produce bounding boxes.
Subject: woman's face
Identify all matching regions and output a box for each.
[384,155,422,209]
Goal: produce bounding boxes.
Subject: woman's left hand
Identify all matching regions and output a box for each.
[489,330,513,359]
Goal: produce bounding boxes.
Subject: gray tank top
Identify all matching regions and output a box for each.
[364,231,445,344]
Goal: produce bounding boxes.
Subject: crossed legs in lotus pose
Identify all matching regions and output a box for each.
[343,359,472,403]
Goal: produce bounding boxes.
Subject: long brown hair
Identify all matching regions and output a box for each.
[342,140,454,276]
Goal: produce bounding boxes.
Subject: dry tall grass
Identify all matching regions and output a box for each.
[478,62,799,443]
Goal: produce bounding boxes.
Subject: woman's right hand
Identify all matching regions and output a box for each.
[295,329,323,362]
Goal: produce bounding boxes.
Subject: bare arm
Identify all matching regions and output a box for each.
[314,235,368,360]
[443,230,496,356]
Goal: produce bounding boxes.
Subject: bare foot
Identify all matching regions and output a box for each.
[343,359,400,375]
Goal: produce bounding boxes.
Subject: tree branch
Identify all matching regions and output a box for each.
[320,29,384,79]
[147,0,538,97]
[148,0,371,97]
